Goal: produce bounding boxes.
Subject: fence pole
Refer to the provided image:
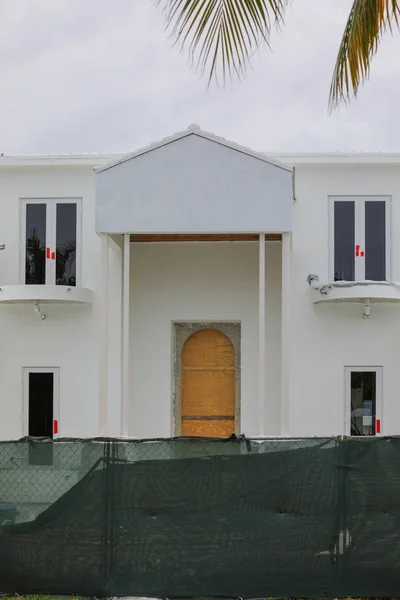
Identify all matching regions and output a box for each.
[101,440,112,596]
[335,435,350,593]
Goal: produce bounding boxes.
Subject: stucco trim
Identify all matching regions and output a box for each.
[173,322,241,436]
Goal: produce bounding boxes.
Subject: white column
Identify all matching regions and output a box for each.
[99,233,109,436]
[121,233,131,437]
[281,232,291,436]
[106,235,123,436]
[258,233,266,436]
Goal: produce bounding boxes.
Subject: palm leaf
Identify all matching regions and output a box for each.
[25,230,46,285]
[56,240,76,286]
[329,0,400,110]
[157,0,288,83]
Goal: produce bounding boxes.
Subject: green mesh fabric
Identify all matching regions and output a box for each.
[0,437,399,598]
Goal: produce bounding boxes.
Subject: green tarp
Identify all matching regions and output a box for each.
[0,437,399,597]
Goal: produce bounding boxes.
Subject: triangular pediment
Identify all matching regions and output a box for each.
[96,127,292,234]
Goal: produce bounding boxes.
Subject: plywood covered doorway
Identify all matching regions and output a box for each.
[181,328,235,437]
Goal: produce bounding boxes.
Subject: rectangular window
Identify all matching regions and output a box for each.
[56,203,77,286]
[365,201,386,281]
[21,199,81,286]
[330,196,390,282]
[345,367,382,436]
[334,201,355,281]
[25,203,47,285]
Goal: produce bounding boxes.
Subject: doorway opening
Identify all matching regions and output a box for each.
[345,367,382,436]
[23,368,59,465]
[181,328,235,437]
[174,322,240,437]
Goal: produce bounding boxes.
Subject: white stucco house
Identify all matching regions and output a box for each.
[0,124,398,443]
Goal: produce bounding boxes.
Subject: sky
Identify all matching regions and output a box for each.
[1,0,400,155]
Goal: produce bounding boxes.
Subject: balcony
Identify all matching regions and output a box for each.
[307,275,400,317]
[0,285,93,319]
[0,284,92,304]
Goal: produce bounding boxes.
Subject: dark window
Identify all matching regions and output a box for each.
[334,201,355,281]
[28,372,54,465]
[56,203,77,286]
[365,201,386,281]
[350,371,376,436]
[25,204,46,285]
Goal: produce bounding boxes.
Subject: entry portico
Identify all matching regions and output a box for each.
[95,126,293,438]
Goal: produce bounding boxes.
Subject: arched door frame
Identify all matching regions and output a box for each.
[173,322,241,436]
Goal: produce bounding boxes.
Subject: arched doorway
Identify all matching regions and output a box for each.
[181,328,235,437]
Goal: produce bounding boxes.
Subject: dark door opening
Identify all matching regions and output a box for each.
[350,371,377,436]
[28,372,54,465]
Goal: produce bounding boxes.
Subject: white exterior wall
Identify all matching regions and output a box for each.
[290,164,400,436]
[1,154,400,441]
[0,166,100,439]
[129,241,282,438]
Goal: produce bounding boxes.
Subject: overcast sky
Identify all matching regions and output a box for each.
[1,0,400,154]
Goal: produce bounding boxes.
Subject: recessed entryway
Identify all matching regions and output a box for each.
[345,366,383,436]
[174,322,240,437]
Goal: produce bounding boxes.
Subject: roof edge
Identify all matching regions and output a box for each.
[0,154,123,168]
[271,152,400,165]
[95,125,292,174]
[2,149,400,169]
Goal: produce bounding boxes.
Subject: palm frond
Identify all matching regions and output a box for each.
[56,241,76,286]
[329,0,400,110]
[157,0,288,83]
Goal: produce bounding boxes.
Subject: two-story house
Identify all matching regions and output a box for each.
[0,125,399,442]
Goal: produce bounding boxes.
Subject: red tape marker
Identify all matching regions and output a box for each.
[355,245,360,257]
[53,419,58,435]
[51,251,55,260]
[376,419,381,434]
[46,247,50,259]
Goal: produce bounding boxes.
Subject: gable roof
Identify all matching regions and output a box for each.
[95,124,292,174]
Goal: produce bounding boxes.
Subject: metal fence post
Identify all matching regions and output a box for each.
[101,440,113,596]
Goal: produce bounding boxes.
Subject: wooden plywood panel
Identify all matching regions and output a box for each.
[182,370,235,416]
[181,328,236,437]
[183,329,234,368]
[183,329,218,368]
[181,419,235,437]
[217,335,235,367]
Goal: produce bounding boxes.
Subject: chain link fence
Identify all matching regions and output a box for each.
[0,436,399,598]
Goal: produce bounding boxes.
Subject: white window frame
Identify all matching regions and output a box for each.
[328,196,391,282]
[20,198,82,286]
[344,366,383,437]
[22,367,60,438]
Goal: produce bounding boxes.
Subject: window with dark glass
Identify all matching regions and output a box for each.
[350,371,376,436]
[365,201,386,281]
[22,200,78,286]
[332,198,388,282]
[56,203,77,286]
[25,204,46,285]
[334,201,355,281]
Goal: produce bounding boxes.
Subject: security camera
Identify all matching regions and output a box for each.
[307,274,319,285]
